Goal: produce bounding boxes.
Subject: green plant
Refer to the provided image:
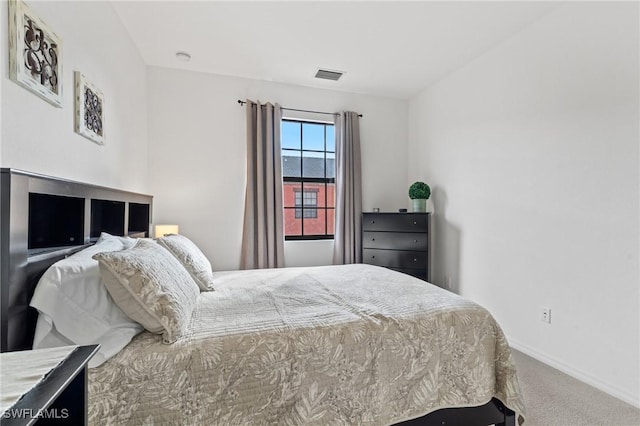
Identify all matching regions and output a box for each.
[408,181,431,199]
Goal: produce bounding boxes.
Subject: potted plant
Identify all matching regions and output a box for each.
[408,181,431,212]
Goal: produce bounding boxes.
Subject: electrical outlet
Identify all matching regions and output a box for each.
[540,307,551,324]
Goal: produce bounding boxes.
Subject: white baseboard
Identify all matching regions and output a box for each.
[508,337,640,409]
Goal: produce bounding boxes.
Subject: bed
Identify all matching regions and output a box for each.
[0,169,526,425]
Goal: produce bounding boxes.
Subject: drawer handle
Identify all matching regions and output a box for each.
[413,239,418,243]
[372,255,376,259]
[371,220,375,224]
[413,221,417,225]
[372,238,375,241]
[413,258,417,262]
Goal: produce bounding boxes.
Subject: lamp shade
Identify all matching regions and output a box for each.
[154,224,179,238]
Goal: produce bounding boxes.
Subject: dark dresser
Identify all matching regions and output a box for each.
[361,212,430,281]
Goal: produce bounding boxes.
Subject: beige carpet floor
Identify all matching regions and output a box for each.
[512,350,640,426]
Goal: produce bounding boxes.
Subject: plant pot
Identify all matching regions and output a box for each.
[412,198,427,212]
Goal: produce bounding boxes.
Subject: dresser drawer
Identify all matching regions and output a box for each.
[363,249,427,269]
[362,231,427,251]
[362,213,428,233]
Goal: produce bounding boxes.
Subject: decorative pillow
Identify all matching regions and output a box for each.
[30,238,144,367]
[93,239,200,344]
[156,234,215,291]
[98,232,137,249]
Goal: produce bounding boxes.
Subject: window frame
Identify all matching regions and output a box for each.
[282,118,335,241]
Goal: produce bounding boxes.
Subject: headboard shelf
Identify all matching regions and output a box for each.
[28,245,90,262]
[1,168,153,352]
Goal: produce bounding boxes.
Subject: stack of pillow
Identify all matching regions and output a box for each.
[30,232,215,367]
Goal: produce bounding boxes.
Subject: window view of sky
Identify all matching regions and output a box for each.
[282,121,334,158]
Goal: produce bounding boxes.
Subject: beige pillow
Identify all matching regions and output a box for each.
[156,234,215,291]
[93,239,200,344]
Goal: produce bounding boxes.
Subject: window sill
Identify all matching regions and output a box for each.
[285,235,334,241]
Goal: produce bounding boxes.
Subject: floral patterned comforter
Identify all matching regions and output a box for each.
[89,264,525,425]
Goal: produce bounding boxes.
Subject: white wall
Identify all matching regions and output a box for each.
[0,1,148,192]
[147,67,408,270]
[408,2,639,406]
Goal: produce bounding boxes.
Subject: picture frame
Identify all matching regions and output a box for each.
[74,71,105,145]
[8,0,63,107]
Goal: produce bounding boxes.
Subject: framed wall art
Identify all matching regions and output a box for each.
[74,72,105,145]
[8,0,63,107]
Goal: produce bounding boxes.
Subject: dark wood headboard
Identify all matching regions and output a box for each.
[0,168,153,352]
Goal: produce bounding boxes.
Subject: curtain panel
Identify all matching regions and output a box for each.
[240,100,285,269]
[332,111,362,264]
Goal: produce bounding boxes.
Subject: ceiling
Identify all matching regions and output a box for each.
[111,1,561,99]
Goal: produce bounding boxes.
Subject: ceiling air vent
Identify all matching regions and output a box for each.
[314,69,344,81]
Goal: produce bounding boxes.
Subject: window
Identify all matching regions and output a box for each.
[295,190,318,218]
[282,119,335,239]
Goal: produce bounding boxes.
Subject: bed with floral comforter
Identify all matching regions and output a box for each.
[89,264,525,425]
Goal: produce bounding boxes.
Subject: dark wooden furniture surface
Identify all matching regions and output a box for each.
[1,345,99,426]
[394,398,515,426]
[0,170,515,426]
[362,212,430,281]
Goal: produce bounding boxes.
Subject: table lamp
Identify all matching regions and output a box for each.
[154,224,179,238]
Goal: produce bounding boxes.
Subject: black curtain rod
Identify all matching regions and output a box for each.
[237,100,362,118]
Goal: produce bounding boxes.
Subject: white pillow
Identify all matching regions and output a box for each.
[98,231,137,249]
[156,234,215,291]
[30,238,143,367]
[93,239,200,343]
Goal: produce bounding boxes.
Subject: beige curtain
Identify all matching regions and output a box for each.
[240,100,285,269]
[332,111,362,264]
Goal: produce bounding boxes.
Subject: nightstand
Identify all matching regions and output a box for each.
[1,345,99,425]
